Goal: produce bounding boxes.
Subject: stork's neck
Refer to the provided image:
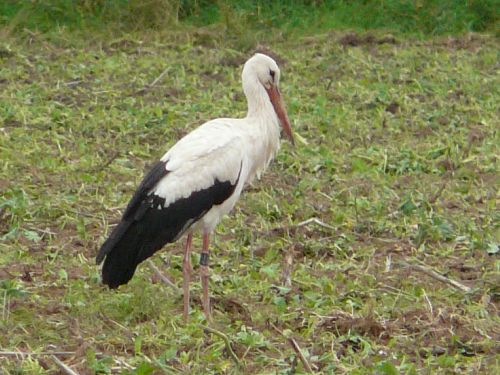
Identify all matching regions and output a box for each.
[241,77,281,182]
[243,78,278,124]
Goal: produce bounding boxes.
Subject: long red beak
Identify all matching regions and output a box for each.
[266,85,294,146]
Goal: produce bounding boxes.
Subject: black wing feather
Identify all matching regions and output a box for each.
[96,160,241,289]
[96,161,168,265]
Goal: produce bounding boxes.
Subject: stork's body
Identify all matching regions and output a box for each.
[96,53,293,320]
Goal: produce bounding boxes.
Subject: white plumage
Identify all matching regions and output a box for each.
[97,53,294,320]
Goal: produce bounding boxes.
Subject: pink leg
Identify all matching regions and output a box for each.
[200,233,211,321]
[183,234,193,321]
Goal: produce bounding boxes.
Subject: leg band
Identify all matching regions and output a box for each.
[200,252,209,266]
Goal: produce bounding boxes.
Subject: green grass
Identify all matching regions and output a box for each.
[1,0,499,38]
[0,21,499,375]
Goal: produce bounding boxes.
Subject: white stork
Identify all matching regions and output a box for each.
[96,53,294,320]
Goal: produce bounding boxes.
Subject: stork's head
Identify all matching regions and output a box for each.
[242,53,294,145]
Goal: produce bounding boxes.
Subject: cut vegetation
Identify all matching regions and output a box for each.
[0,1,499,374]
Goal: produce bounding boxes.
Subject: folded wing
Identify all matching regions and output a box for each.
[96,121,245,288]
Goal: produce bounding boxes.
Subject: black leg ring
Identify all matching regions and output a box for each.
[200,252,209,266]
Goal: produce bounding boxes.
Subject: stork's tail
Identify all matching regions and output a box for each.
[96,220,143,288]
[96,211,181,288]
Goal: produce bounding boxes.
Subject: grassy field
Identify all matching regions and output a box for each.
[1,0,499,38]
[1,7,499,375]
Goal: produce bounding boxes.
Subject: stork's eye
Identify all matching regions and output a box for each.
[269,69,275,80]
